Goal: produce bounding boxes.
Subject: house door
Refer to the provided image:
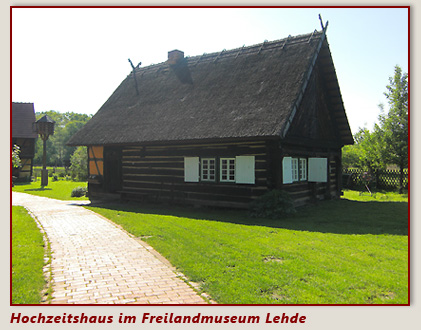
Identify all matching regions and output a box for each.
[104,147,122,193]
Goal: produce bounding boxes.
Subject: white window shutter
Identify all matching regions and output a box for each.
[308,158,328,182]
[282,157,293,184]
[184,157,199,182]
[235,156,255,184]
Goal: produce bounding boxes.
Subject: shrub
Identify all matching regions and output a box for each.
[250,189,296,219]
[71,186,88,198]
[12,144,21,168]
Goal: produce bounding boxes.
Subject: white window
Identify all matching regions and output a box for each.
[184,157,199,182]
[299,158,307,181]
[220,158,236,182]
[201,158,216,181]
[283,156,307,184]
[186,156,255,185]
[291,158,299,182]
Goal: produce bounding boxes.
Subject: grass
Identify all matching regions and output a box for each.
[12,179,88,201]
[12,206,47,304]
[86,190,408,304]
[343,189,408,202]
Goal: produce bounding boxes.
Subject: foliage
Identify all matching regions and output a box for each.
[378,65,408,167]
[249,189,296,218]
[71,186,88,197]
[12,144,21,168]
[342,128,384,171]
[33,166,68,180]
[33,111,91,167]
[377,65,408,192]
[69,146,88,181]
[12,180,88,200]
[12,206,47,304]
[342,65,408,192]
[87,191,407,304]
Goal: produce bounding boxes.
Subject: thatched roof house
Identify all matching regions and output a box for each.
[69,29,353,207]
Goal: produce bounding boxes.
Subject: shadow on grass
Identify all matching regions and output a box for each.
[22,187,52,192]
[88,198,408,236]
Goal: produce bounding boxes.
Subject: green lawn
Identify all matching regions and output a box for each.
[12,180,88,200]
[12,206,48,304]
[86,190,408,304]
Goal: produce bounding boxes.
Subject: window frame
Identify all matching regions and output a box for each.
[201,158,216,182]
[284,157,308,184]
[299,158,307,181]
[220,158,236,183]
[291,158,299,182]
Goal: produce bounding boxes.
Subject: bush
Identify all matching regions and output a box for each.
[250,189,296,219]
[71,186,88,198]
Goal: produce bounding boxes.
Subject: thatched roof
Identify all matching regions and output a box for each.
[68,31,353,146]
[12,102,38,139]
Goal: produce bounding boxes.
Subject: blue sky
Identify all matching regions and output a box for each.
[11,7,409,135]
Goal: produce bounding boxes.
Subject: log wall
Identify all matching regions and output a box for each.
[120,140,271,208]
[87,140,343,208]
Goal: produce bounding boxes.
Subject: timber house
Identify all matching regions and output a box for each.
[12,102,37,181]
[68,28,354,208]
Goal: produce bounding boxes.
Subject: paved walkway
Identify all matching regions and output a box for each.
[12,192,210,304]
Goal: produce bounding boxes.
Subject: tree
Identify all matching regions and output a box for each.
[69,146,88,181]
[377,65,408,193]
[342,128,384,171]
[33,111,92,167]
[341,65,408,192]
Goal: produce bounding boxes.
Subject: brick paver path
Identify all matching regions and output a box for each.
[12,192,210,304]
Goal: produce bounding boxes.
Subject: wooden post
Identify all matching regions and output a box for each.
[41,139,48,186]
[35,115,55,187]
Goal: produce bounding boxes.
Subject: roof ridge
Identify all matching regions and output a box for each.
[134,30,323,74]
[188,30,323,60]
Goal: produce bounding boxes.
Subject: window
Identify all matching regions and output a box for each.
[184,156,255,184]
[220,158,236,182]
[283,157,307,184]
[291,158,299,182]
[201,158,216,181]
[299,158,307,181]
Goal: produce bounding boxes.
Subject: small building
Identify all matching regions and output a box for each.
[12,102,38,180]
[68,29,354,208]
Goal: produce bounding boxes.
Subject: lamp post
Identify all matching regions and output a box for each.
[34,115,55,186]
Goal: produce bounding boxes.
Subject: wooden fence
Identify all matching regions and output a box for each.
[343,168,408,191]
